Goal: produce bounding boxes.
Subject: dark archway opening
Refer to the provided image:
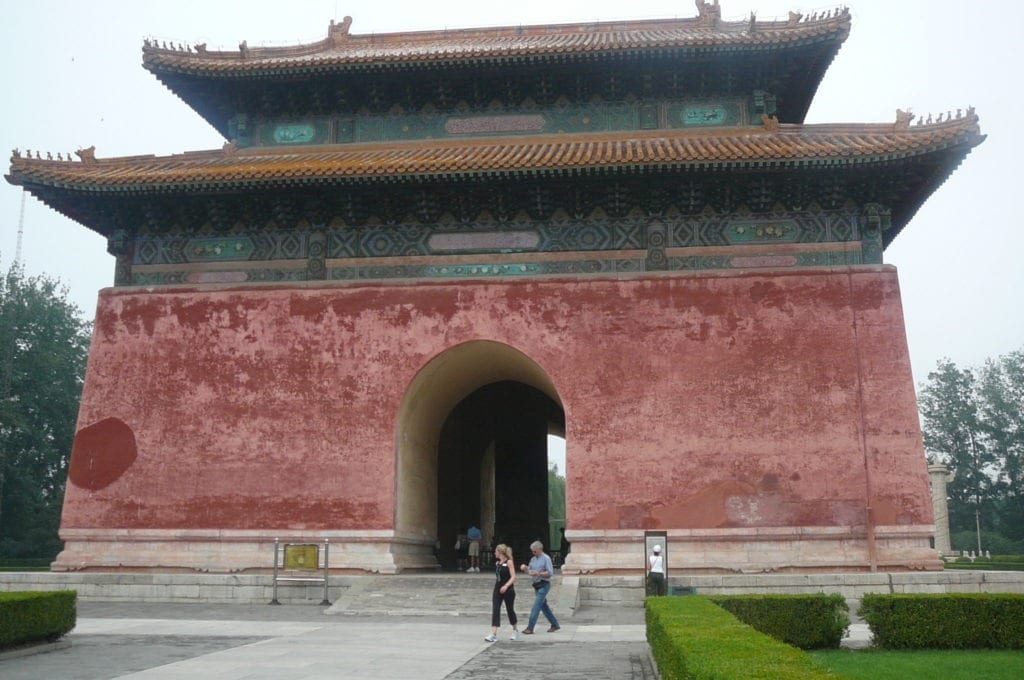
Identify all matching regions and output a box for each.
[437,380,564,570]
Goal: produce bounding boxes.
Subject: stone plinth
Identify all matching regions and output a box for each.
[928,463,954,554]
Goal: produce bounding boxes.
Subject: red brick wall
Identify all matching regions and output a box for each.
[62,266,932,538]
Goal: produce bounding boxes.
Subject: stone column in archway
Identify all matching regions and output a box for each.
[928,463,954,555]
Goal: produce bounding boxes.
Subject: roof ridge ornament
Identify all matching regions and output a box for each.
[330,16,354,38]
[695,0,721,27]
[760,113,779,131]
[913,107,975,127]
[76,146,97,164]
[895,109,915,130]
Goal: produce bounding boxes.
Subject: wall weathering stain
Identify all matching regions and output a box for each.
[68,417,138,491]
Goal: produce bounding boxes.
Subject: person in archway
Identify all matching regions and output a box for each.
[519,540,560,634]
[456,527,469,572]
[648,544,666,596]
[467,524,482,572]
[484,543,519,642]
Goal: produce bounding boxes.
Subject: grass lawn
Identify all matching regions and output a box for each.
[811,649,1024,680]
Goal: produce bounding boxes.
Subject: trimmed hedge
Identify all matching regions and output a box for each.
[859,593,1024,649]
[944,561,1024,571]
[708,594,849,649]
[646,596,847,679]
[0,558,50,572]
[0,590,77,650]
[944,556,1024,571]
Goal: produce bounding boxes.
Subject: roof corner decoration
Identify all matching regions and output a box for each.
[695,0,722,27]
[76,146,98,164]
[894,109,915,130]
[329,15,354,42]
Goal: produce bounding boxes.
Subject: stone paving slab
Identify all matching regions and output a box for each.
[0,600,870,679]
[0,603,654,680]
[446,641,656,680]
[0,635,267,680]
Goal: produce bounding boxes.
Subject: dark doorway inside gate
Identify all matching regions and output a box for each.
[437,381,564,570]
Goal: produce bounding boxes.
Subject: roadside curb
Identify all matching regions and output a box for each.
[0,638,72,661]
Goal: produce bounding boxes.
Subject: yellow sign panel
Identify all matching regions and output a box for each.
[283,544,319,570]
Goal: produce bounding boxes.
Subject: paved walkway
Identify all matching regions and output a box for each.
[0,602,653,680]
[1,600,872,679]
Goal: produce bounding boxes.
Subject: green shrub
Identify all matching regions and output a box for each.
[0,558,50,572]
[950,531,1024,555]
[0,590,77,650]
[646,596,847,679]
[859,593,1024,649]
[944,560,1024,571]
[708,594,849,649]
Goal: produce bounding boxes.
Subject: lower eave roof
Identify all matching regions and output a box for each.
[8,116,982,191]
[7,113,984,247]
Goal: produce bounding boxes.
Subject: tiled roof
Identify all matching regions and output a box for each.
[142,10,851,75]
[7,114,983,192]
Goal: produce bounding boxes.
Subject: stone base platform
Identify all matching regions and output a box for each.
[1,570,1021,612]
[580,570,1024,607]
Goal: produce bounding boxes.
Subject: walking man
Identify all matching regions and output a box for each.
[519,540,560,634]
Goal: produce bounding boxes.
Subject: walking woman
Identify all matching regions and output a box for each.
[484,544,520,642]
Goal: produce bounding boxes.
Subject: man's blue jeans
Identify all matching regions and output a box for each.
[527,580,559,630]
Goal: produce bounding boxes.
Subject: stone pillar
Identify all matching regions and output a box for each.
[928,464,955,554]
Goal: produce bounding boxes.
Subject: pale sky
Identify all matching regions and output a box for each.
[3,0,1021,403]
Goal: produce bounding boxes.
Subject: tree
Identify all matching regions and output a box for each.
[0,263,90,558]
[919,359,994,537]
[548,463,566,549]
[977,351,1024,542]
[919,349,1024,554]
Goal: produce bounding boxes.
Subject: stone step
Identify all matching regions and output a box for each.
[325,572,580,617]
[5,570,1021,610]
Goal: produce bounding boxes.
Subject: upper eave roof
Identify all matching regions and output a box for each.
[141,8,851,76]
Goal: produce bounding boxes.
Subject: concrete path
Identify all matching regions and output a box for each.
[0,602,652,680]
[0,600,871,679]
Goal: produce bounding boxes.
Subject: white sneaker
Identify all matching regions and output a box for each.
[510,630,520,640]
[484,634,497,643]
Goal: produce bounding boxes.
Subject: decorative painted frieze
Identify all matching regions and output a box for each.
[244,99,749,147]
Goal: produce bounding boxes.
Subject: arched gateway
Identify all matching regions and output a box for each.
[8,4,982,574]
[395,341,564,571]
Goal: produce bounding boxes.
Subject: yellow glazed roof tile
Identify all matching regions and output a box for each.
[8,114,983,192]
